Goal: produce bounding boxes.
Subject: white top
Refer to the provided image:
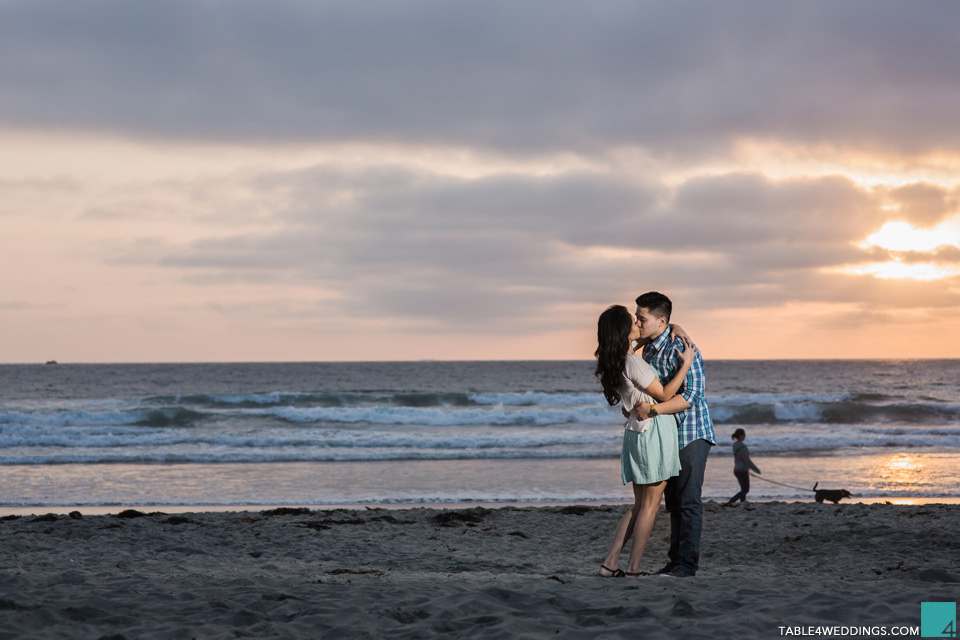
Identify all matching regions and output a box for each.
[618,354,658,433]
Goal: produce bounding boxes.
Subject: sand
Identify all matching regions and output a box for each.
[1,501,957,639]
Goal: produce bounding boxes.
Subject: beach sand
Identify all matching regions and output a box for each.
[1,502,957,639]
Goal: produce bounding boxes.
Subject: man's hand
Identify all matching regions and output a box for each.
[635,401,653,420]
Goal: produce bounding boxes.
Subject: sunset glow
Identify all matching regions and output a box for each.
[840,261,960,281]
[3,2,960,361]
[862,220,960,253]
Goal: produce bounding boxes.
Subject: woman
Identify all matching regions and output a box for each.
[595,305,697,578]
[726,428,761,505]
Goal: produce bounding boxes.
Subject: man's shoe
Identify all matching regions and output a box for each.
[659,567,695,578]
[655,564,675,575]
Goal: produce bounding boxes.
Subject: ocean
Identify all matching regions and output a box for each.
[1,360,958,510]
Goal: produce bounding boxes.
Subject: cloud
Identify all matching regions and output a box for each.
[886,183,959,227]
[888,245,960,265]
[666,173,880,248]
[0,178,84,217]
[0,300,62,310]
[96,159,959,331]
[2,1,960,156]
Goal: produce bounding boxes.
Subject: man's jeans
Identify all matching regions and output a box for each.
[664,438,712,574]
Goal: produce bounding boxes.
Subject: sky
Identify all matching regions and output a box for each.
[2,0,960,363]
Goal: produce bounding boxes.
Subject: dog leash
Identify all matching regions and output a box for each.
[748,472,814,492]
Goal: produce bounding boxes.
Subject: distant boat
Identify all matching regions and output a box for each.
[45,360,58,365]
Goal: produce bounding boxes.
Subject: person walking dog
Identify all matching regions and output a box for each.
[727,428,760,504]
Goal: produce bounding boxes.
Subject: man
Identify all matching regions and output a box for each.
[633,291,715,578]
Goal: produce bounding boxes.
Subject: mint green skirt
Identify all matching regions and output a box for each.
[620,414,681,485]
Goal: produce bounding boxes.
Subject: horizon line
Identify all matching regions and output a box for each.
[4,357,958,366]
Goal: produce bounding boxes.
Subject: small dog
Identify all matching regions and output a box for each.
[813,482,852,504]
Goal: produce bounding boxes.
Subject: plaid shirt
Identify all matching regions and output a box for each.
[642,327,716,449]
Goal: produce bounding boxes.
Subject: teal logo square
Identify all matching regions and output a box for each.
[922,602,957,638]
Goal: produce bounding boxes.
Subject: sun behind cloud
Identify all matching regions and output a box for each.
[862,220,960,253]
[841,216,960,280]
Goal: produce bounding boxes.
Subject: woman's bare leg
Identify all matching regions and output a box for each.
[599,484,642,576]
[624,480,666,574]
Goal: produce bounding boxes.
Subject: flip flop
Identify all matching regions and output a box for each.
[599,564,625,578]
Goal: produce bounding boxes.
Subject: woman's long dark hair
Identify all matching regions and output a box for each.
[594,305,633,406]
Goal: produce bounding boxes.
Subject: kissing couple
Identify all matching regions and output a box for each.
[594,291,716,578]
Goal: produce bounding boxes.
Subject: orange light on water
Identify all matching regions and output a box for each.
[873,453,925,489]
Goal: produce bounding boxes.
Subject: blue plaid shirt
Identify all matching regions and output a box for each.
[642,327,716,449]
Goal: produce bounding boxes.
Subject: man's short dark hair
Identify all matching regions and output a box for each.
[635,291,672,322]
